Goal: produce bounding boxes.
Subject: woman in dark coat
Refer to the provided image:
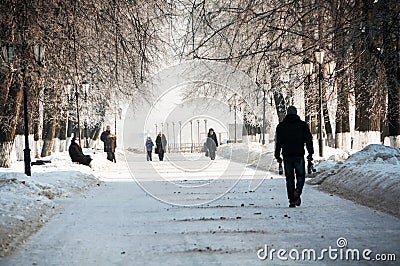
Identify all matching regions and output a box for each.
[205,128,218,160]
[155,132,167,161]
[68,137,92,166]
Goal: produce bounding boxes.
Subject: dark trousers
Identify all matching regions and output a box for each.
[107,152,116,163]
[147,151,152,161]
[158,150,164,161]
[283,156,305,204]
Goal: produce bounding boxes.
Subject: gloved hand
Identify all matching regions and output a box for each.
[306,154,313,161]
[276,157,283,164]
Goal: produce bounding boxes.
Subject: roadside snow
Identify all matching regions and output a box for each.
[307,144,400,217]
[217,142,276,173]
[0,149,106,256]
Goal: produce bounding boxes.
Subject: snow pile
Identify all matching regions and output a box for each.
[217,142,277,173]
[308,144,400,217]
[0,150,103,256]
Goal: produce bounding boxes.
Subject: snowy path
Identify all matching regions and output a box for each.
[1,153,399,265]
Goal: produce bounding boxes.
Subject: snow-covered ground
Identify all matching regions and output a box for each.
[0,143,400,262]
[0,149,123,256]
[1,152,399,265]
[217,142,400,217]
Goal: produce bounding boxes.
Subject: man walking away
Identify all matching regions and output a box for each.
[100,125,117,163]
[274,106,314,208]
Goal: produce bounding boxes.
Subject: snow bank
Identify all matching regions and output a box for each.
[217,142,277,173]
[0,150,103,256]
[307,144,400,217]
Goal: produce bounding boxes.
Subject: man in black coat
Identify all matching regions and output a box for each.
[100,125,116,163]
[155,132,167,161]
[206,128,218,160]
[275,106,314,208]
[68,137,92,166]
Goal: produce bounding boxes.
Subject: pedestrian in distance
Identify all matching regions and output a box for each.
[274,106,314,208]
[155,132,167,161]
[100,125,117,163]
[145,136,154,161]
[68,137,92,166]
[205,128,218,160]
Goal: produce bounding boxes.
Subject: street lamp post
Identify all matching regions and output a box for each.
[166,122,169,152]
[172,122,175,152]
[315,49,336,157]
[114,107,122,137]
[204,119,207,136]
[262,88,266,145]
[2,43,45,176]
[190,120,193,153]
[197,120,200,148]
[315,49,325,157]
[179,121,182,151]
[155,124,158,134]
[114,112,117,135]
[234,105,237,143]
[82,81,89,147]
[73,76,81,145]
[228,93,242,143]
[302,58,314,134]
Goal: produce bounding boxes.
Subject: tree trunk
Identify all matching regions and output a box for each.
[52,121,61,153]
[301,0,317,135]
[41,87,57,157]
[59,117,67,152]
[382,5,400,147]
[33,93,42,158]
[270,64,286,122]
[322,81,334,146]
[0,72,22,167]
[14,102,25,161]
[335,70,351,150]
[353,0,384,149]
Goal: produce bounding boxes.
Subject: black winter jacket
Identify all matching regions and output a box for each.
[68,142,92,166]
[274,114,314,159]
[100,130,116,152]
[155,134,167,153]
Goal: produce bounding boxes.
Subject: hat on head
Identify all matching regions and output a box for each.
[287,106,297,115]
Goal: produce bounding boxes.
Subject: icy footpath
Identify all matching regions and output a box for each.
[218,142,400,217]
[0,149,113,256]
